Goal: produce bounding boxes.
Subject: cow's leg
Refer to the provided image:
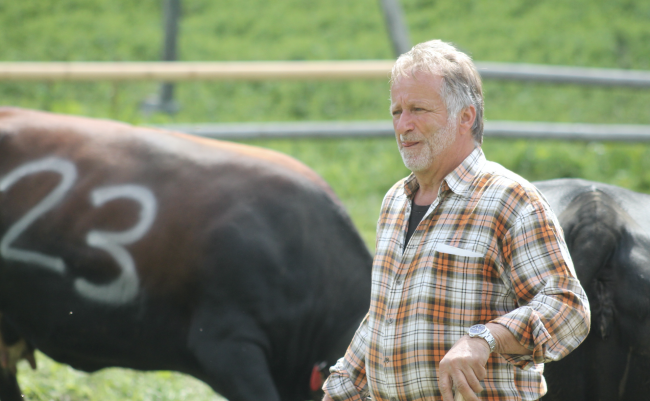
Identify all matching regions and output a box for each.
[620,353,650,401]
[187,307,280,401]
[0,317,33,401]
[0,372,22,401]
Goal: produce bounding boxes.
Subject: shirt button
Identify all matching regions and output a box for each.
[396,279,402,286]
[386,318,394,325]
[390,397,397,401]
[384,357,390,363]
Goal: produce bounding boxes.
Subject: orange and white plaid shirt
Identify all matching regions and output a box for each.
[324,148,590,401]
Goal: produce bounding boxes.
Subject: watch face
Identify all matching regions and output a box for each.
[469,324,487,336]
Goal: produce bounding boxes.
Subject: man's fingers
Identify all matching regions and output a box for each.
[439,335,491,400]
[453,375,480,401]
[439,361,485,398]
[438,371,456,401]
[463,363,486,393]
[439,370,481,401]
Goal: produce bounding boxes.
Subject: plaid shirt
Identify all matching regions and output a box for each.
[324,148,590,401]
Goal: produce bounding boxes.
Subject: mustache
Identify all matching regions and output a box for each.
[399,134,424,142]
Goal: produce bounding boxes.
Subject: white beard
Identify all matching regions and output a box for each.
[398,119,457,172]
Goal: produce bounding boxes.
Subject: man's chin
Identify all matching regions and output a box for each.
[400,154,430,172]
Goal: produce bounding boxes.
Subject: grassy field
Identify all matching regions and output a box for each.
[18,355,222,401]
[2,0,649,125]
[2,0,650,399]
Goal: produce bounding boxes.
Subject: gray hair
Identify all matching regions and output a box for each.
[391,40,484,145]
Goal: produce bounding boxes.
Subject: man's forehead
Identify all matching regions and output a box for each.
[390,72,444,103]
[392,67,443,86]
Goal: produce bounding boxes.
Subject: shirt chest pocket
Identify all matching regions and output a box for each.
[415,242,492,326]
[435,243,485,258]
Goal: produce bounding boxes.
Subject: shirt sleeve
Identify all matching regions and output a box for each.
[322,313,371,401]
[490,203,591,370]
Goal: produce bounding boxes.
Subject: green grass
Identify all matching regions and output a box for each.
[18,353,224,401]
[1,0,650,399]
[1,0,649,126]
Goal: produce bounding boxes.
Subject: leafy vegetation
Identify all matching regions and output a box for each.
[1,0,649,399]
[18,354,222,401]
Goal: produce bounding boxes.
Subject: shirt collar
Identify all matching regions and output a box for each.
[403,147,486,199]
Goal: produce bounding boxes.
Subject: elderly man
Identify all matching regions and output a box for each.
[322,40,590,401]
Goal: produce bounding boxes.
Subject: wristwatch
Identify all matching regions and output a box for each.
[468,324,496,353]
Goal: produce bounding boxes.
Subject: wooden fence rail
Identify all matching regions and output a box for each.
[156,120,650,142]
[1,61,650,87]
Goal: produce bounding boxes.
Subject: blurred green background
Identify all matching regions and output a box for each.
[1,0,649,399]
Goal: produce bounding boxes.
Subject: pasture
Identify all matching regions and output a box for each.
[1,0,650,399]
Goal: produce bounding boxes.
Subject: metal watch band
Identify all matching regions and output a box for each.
[468,324,496,353]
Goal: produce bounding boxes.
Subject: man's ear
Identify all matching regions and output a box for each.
[459,105,476,136]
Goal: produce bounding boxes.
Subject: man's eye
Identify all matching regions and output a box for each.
[392,110,402,116]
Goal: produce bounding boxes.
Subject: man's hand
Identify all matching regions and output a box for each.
[439,323,532,401]
[438,335,490,401]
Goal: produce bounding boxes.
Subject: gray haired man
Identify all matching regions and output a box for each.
[322,40,590,401]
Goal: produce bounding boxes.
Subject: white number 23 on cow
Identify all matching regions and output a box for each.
[0,157,157,304]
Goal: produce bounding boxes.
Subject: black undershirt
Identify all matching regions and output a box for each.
[404,200,431,250]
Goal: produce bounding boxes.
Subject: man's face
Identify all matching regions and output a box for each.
[390,72,458,173]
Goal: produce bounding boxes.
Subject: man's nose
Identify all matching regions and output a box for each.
[394,111,413,135]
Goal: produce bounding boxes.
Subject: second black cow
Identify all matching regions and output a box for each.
[536,178,650,401]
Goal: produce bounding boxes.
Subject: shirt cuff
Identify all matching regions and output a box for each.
[322,358,368,401]
[323,375,366,401]
[490,306,552,369]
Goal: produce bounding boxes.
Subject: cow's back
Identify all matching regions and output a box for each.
[0,107,372,401]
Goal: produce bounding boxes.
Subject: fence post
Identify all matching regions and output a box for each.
[378,0,411,57]
[142,0,181,115]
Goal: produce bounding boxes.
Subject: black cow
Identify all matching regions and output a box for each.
[0,107,373,401]
[535,178,650,401]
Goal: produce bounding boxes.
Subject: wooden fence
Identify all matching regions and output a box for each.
[156,120,650,142]
[1,61,650,87]
[2,61,649,140]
